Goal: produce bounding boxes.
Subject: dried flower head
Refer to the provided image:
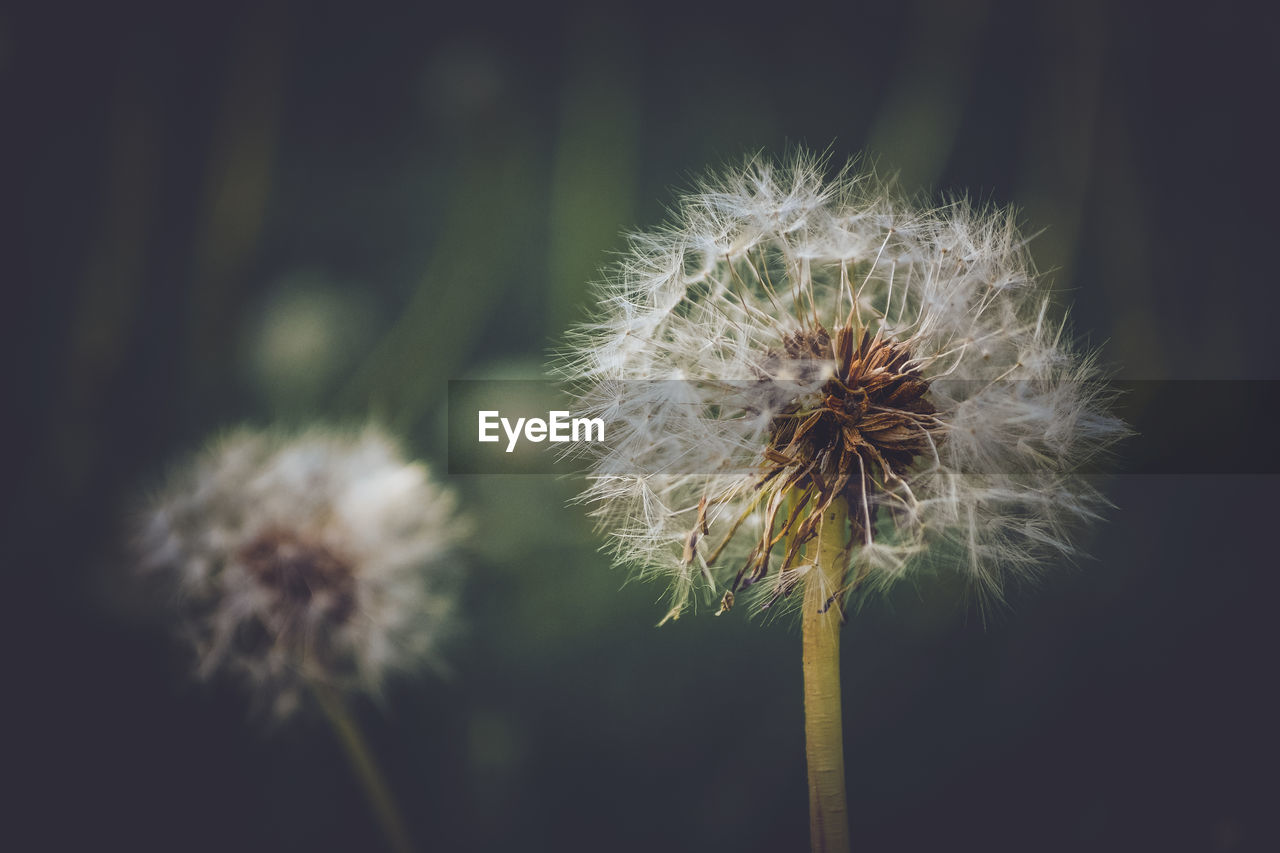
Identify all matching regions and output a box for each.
[558,153,1127,620]
[137,426,463,719]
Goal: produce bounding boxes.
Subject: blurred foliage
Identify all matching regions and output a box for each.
[9,1,1277,852]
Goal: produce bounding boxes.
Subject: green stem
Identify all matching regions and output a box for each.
[311,683,415,853]
[802,498,851,853]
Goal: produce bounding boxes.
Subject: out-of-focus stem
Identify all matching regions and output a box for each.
[802,498,851,853]
[311,682,414,853]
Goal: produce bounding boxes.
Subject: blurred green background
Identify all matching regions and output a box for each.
[9,1,1278,851]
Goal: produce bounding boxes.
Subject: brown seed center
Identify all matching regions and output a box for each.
[765,324,939,545]
[691,324,944,612]
[239,528,357,627]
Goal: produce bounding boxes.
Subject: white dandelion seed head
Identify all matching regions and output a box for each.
[557,152,1128,619]
[137,425,465,720]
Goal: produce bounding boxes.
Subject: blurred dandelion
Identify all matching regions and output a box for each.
[557,152,1127,852]
[239,273,378,413]
[137,425,464,853]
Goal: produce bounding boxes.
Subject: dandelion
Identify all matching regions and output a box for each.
[557,152,1127,852]
[138,425,464,853]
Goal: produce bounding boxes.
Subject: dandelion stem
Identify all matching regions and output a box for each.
[802,497,851,853]
[311,682,415,853]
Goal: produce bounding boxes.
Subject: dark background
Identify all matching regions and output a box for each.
[8,1,1280,851]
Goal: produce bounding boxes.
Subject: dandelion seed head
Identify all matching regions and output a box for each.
[557,152,1128,619]
[137,425,464,720]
